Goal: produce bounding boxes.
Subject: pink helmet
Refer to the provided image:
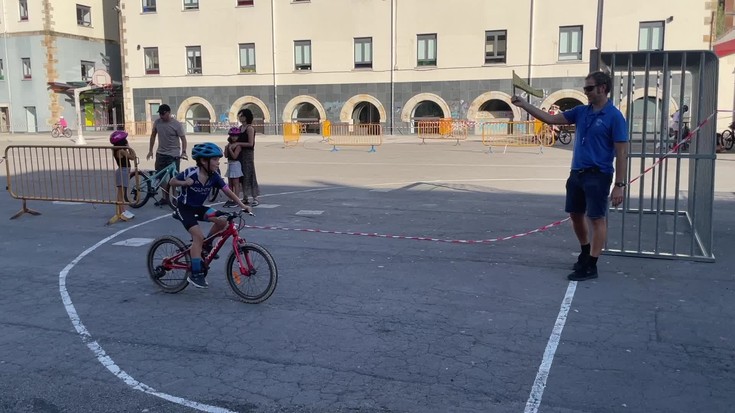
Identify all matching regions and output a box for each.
[228,127,241,136]
[109,130,129,144]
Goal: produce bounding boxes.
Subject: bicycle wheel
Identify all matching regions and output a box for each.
[51,128,60,138]
[63,128,72,138]
[147,236,190,293]
[558,131,572,145]
[724,130,735,151]
[127,170,152,208]
[226,243,278,304]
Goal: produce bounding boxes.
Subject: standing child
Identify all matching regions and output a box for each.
[223,127,243,208]
[110,130,135,221]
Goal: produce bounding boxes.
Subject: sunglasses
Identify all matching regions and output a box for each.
[583,85,600,93]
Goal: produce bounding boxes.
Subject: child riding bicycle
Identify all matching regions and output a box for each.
[169,142,251,288]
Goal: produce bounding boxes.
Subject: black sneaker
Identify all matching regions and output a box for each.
[572,253,589,271]
[567,265,598,281]
[188,272,208,288]
[223,200,237,208]
[154,198,170,207]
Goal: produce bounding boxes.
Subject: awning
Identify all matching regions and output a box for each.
[714,29,735,57]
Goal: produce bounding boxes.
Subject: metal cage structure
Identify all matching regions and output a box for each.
[602,51,718,262]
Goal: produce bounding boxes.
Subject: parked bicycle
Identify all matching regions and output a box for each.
[51,123,72,138]
[719,122,735,151]
[147,209,278,303]
[556,126,573,145]
[127,157,185,210]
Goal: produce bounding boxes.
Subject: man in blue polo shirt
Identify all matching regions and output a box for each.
[512,71,628,281]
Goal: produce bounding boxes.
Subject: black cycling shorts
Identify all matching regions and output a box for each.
[174,205,217,230]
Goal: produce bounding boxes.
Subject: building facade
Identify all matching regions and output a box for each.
[0,0,121,133]
[119,0,712,135]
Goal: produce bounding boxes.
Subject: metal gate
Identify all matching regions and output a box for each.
[602,51,717,262]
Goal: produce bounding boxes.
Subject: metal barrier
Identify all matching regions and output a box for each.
[323,122,383,152]
[282,122,301,147]
[4,145,140,223]
[416,119,469,145]
[480,121,554,153]
[603,50,717,261]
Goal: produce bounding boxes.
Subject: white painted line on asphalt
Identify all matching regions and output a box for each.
[253,204,280,209]
[524,281,577,413]
[59,215,237,413]
[296,210,324,215]
[57,185,344,413]
[112,237,154,247]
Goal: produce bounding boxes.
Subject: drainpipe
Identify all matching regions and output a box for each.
[2,0,13,132]
[390,0,394,134]
[271,0,279,134]
[527,0,534,82]
[590,0,604,71]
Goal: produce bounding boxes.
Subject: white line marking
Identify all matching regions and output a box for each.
[57,185,333,412]
[524,281,577,413]
[112,237,155,247]
[252,204,279,209]
[296,210,324,216]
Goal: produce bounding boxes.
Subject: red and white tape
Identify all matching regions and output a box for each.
[244,218,570,244]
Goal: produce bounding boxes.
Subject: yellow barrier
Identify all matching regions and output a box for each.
[4,145,141,223]
[326,123,383,152]
[282,122,301,147]
[481,121,555,153]
[417,119,469,145]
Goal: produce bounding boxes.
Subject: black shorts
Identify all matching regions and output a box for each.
[155,153,180,172]
[174,205,216,230]
[565,168,613,219]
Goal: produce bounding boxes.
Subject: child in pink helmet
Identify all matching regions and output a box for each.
[222,127,243,208]
[110,130,135,221]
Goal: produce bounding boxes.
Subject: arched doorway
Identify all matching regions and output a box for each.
[412,100,444,133]
[239,102,266,134]
[185,103,212,134]
[478,99,513,120]
[353,101,380,124]
[553,98,584,111]
[291,102,321,134]
[631,96,664,134]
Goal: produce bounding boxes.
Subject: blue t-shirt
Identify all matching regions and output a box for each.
[175,166,227,207]
[563,100,628,174]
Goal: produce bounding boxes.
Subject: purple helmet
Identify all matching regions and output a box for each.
[228,127,241,136]
[109,130,129,144]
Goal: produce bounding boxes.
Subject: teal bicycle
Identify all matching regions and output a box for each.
[127,158,185,210]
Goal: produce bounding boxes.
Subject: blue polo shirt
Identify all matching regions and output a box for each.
[563,100,628,174]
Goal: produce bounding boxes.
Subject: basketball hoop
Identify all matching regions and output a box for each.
[91,69,112,88]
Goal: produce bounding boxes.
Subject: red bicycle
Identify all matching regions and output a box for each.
[147,210,278,303]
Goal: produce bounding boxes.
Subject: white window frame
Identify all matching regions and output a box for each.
[239,43,256,72]
[21,57,31,79]
[417,34,437,67]
[639,21,664,51]
[19,0,28,21]
[186,46,202,74]
[183,0,199,10]
[76,4,91,26]
[485,30,507,64]
[354,37,373,69]
[559,25,583,61]
[294,40,311,71]
[144,47,159,74]
[142,0,156,13]
[81,60,95,81]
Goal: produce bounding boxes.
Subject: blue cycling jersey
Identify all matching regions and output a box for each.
[174,166,227,207]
